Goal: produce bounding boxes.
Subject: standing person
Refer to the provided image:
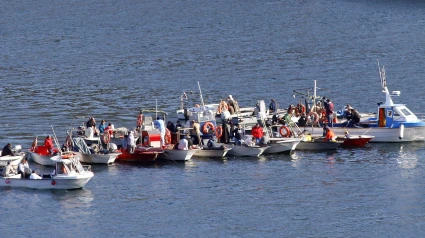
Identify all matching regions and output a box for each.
[98,120,107,133]
[323,97,335,127]
[154,117,166,146]
[192,120,203,145]
[167,121,176,133]
[183,108,190,123]
[1,143,16,156]
[227,95,235,114]
[269,99,278,113]
[127,131,136,153]
[2,161,16,177]
[251,123,264,144]
[44,135,54,155]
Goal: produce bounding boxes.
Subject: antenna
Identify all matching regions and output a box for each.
[197,81,205,109]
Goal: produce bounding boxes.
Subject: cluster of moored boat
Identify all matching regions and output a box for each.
[1,64,425,190]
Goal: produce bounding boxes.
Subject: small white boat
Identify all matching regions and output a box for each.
[157,149,198,161]
[0,155,94,190]
[226,145,269,157]
[0,153,25,167]
[263,138,301,154]
[193,146,231,158]
[71,137,121,164]
[0,145,26,167]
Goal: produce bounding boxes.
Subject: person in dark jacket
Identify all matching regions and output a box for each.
[1,143,15,156]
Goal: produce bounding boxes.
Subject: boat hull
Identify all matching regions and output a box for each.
[226,145,269,157]
[27,152,56,166]
[80,152,121,164]
[158,149,198,161]
[264,139,301,154]
[0,173,94,190]
[304,126,425,142]
[0,153,25,167]
[194,148,231,158]
[295,141,341,151]
[338,135,374,147]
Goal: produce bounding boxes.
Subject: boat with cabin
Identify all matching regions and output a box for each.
[0,154,94,190]
[303,64,425,142]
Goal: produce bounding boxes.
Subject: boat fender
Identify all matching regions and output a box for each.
[202,121,215,134]
[165,128,172,144]
[51,180,56,185]
[5,179,10,184]
[399,124,404,140]
[279,126,291,137]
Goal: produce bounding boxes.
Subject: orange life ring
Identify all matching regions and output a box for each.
[279,125,291,137]
[165,128,171,144]
[217,102,229,114]
[137,114,143,127]
[307,111,320,124]
[215,125,223,138]
[103,132,111,144]
[202,121,215,134]
[62,153,75,159]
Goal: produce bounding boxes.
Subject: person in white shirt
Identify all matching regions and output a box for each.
[2,161,16,177]
[177,135,188,150]
[127,131,136,153]
[30,170,42,180]
[17,159,31,178]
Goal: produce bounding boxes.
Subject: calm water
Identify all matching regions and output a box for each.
[2,0,425,237]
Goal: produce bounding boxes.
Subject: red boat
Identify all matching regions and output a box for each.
[338,135,374,147]
[115,146,164,163]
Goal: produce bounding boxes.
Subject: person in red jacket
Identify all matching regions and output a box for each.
[44,135,54,155]
[251,123,264,144]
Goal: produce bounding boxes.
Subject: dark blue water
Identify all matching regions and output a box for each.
[2,0,425,237]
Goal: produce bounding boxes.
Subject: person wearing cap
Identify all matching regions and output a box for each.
[1,143,16,156]
[323,126,336,142]
[44,135,54,155]
[2,161,16,177]
[98,120,107,133]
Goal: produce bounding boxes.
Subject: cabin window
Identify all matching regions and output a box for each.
[400,108,412,116]
[393,110,400,116]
